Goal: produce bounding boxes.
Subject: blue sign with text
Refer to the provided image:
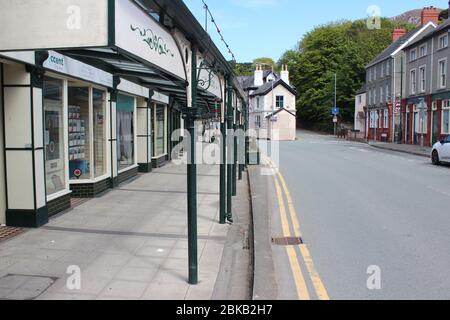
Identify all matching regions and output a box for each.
[332,107,340,115]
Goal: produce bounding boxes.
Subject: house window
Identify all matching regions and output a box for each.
[368,69,372,82]
[256,97,260,109]
[410,49,417,62]
[439,59,447,88]
[439,34,448,50]
[255,115,261,128]
[373,88,377,104]
[373,67,377,81]
[381,63,384,77]
[380,87,384,103]
[368,90,372,105]
[443,100,450,134]
[276,96,284,108]
[419,44,427,57]
[386,84,390,102]
[386,61,390,76]
[383,109,389,129]
[410,69,417,94]
[358,95,362,104]
[419,66,426,92]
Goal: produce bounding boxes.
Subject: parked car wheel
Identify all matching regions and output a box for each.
[432,150,440,166]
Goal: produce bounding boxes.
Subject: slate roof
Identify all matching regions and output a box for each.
[250,78,297,96]
[366,27,421,68]
[265,107,296,119]
[404,18,450,50]
[356,84,366,95]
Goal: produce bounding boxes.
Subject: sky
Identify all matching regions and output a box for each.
[183,0,448,63]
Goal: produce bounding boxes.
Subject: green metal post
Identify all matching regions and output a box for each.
[232,95,237,196]
[187,46,198,285]
[238,104,244,181]
[226,75,233,223]
[219,78,227,225]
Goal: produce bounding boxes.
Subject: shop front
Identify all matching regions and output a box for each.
[41,51,113,201]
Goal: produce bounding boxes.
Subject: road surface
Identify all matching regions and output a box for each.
[265,130,450,300]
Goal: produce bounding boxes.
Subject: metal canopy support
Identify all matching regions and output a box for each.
[226,74,233,223]
[186,46,199,285]
[220,77,227,225]
[232,94,237,197]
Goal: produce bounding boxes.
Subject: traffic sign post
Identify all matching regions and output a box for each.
[332,107,339,136]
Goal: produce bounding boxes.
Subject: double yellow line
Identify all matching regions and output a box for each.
[267,158,330,301]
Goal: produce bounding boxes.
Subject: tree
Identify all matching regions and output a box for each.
[279,18,415,131]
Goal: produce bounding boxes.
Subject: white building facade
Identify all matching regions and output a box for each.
[239,64,297,141]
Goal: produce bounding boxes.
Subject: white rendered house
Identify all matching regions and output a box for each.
[238,64,297,141]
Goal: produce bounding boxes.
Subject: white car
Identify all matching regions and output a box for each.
[432,136,450,165]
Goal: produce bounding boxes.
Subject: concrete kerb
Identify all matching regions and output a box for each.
[247,165,277,301]
[368,143,431,158]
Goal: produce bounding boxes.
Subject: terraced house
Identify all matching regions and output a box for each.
[403,18,450,146]
[365,7,439,142]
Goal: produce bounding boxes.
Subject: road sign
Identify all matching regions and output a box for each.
[332,107,340,115]
[333,116,338,123]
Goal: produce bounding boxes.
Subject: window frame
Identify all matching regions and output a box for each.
[438,58,447,89]
[442,99,450,134]
[410,68,417,94]
[439,34,448,50]
[419,44,427,57]
[410,49,417,62]
[419,65,426,93]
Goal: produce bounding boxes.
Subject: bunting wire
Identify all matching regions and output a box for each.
[202,0,237,63]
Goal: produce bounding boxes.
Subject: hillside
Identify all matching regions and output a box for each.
[391,8,444,25]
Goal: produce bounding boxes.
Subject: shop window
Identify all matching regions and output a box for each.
[383,109,389,129]
[154,104,167,157]
[117,94,135,171]
[443,100,450,134]
[68,86,90,180]
[43,77,66,196]
[93,89,107,178]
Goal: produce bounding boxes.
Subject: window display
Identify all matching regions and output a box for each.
[117,94,135,171]
[155,104,166,157]
[43,77,66,196]
[68,86,90,180]
[93,89,107,178]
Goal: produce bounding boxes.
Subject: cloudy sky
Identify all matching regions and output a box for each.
[183,0,447,62]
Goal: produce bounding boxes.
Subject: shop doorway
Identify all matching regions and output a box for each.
[432,110,439,145]
[406,113,411,144]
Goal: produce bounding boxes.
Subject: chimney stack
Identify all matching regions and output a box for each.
[280,64,290,85]
[421,6,440,25]
[392,28,407,42]
[254,64,263,87]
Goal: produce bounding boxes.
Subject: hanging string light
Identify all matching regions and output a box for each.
[202,0,237,63]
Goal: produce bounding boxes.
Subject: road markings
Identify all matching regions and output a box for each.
[273,169,310,300]
[268,157,330,300]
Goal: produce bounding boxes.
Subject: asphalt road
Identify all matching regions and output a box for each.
[270,130,450,300]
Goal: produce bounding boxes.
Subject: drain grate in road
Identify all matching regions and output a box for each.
[0,227,25,243]
[272,237,303,246]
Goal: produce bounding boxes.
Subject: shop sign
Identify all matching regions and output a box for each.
[0,0,108,51]
[0,51,35,65]
[118,78,150,98]
[115,0,186,81]
[152,91,170,105]
[44,51,113,88]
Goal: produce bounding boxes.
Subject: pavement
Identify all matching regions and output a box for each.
[368,141,432,158]
[266,130,450,300]
[0,161,252,300]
